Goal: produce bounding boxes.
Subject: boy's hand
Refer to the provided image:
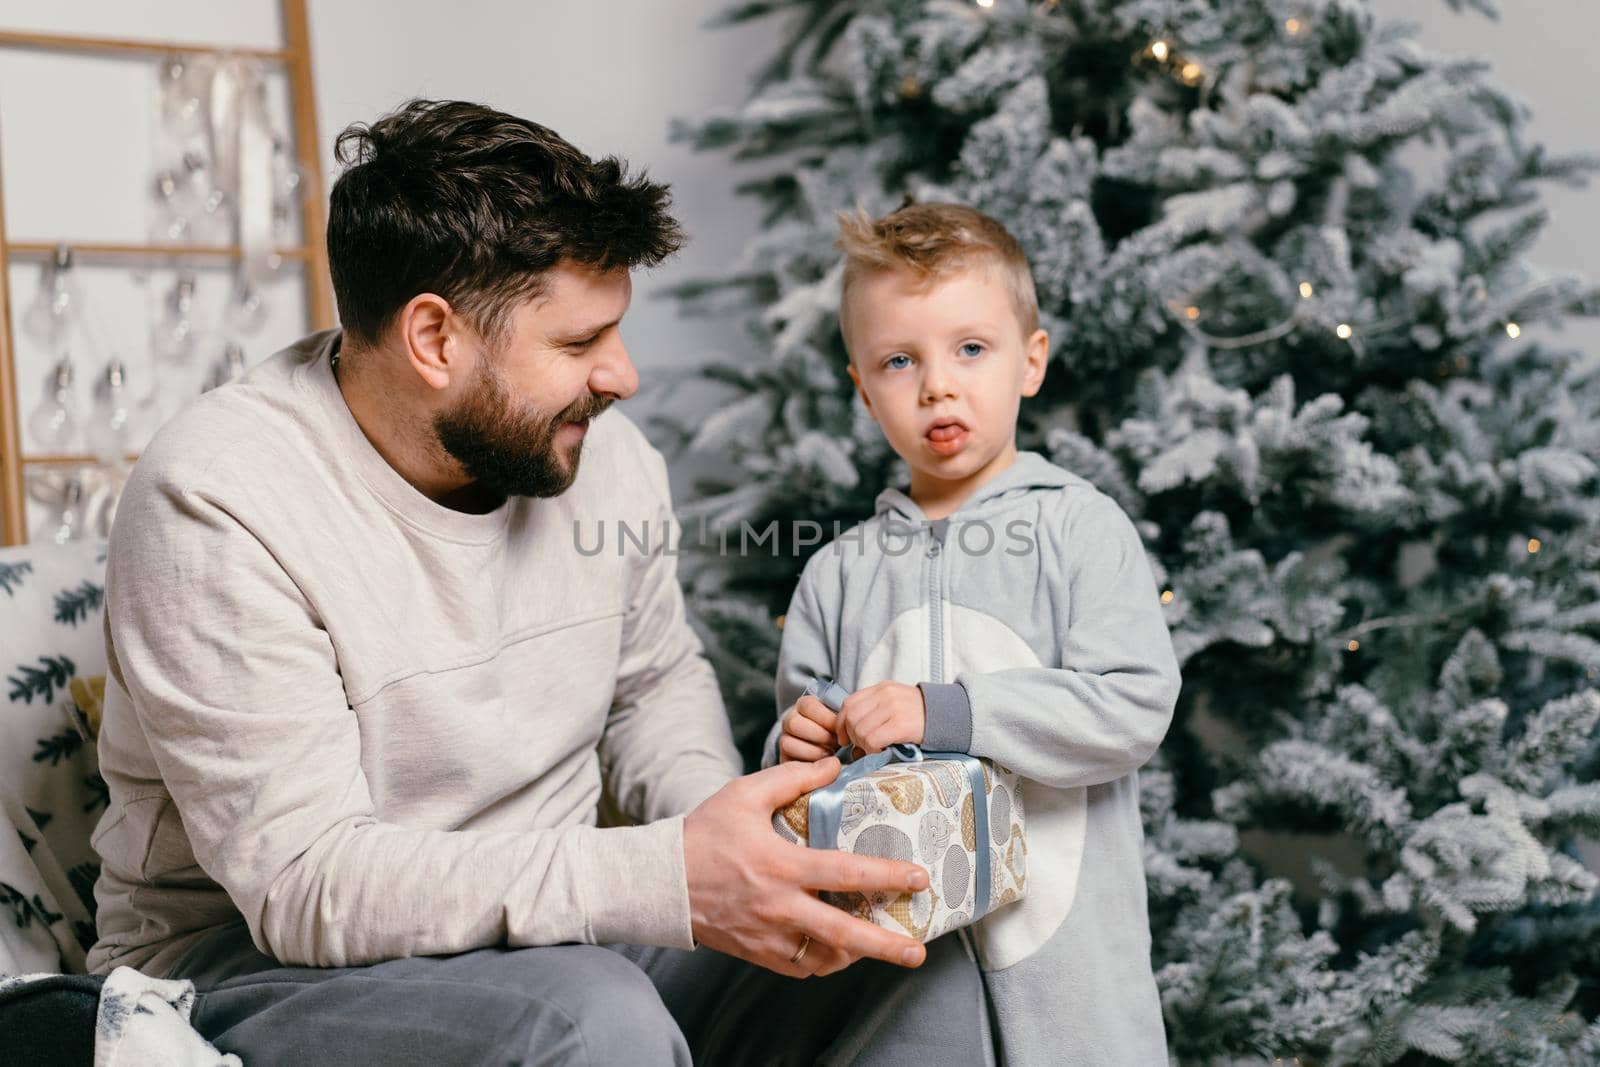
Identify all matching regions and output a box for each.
[778,694,840,763]
[835,682,926,754]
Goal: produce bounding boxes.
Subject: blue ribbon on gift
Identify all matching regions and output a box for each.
[801,677,991,922]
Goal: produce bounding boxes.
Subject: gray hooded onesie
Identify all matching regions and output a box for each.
[764,451,1182,1066]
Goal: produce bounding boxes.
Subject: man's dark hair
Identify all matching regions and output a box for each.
[327,99,686,348]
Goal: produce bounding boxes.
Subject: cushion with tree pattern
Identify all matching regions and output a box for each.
[1,540,111,976]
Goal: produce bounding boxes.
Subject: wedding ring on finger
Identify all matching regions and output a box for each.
[789,934,812,965]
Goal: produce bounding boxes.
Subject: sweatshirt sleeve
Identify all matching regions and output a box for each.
[763,551,838,769]
[922,493,1182,789]
[598,445,742,820]
[106,471,701,969]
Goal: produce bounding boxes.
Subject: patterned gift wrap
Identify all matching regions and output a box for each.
[772,745,1027,942]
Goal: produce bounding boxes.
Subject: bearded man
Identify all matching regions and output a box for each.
[85,100,990,1065]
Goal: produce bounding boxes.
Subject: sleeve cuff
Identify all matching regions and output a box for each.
[918,681,973,753]
[576,816,698,950]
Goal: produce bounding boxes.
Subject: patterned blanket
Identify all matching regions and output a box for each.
[0,966,239,1065]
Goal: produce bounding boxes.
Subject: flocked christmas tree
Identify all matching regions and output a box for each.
[651,1,1600,1061]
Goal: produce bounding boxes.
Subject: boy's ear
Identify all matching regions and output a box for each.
[846,362,878,420]
[1020,328,1049,398]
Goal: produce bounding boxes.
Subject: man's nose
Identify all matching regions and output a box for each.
[592,336,639,401]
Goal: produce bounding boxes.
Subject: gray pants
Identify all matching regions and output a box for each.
[168,921,993,1066]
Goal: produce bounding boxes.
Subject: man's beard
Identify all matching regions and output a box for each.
[432,360,611,499]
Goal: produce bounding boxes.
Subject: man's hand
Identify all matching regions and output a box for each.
[683,757,930,978]
[777,694,839,763]
[834,681,926,755]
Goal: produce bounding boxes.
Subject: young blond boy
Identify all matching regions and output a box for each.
[761,203,1182,1066]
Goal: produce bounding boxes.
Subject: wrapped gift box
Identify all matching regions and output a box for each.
[771,681,1027,942]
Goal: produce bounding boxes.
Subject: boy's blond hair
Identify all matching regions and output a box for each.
[835,202,1040,355]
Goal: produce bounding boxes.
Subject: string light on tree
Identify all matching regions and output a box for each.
[1347,639,1360,652]
[974,0,995,8]
[1285,17,1303,36]
[1179,62,1204,85]
[1527,538,1541,554]
[1149,39,1171,61]
[1168,277,1565,356]
[1160,590,1174,604]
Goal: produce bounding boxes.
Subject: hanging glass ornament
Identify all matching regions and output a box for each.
[27,359,80,452]
[157,54,208,139]
[87,359,143,466]
[150,167,195,243]
[22,245,86,349]
[151,272,200,364]
[225,273,269,335]
[270,133,304,243]
[33,472,87,545]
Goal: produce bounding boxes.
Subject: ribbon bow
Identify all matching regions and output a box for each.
[802,678,992,922]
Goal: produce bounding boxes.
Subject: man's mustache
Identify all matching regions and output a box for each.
[560,395,613,425]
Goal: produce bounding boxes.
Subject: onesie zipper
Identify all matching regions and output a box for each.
[927,519,948,684]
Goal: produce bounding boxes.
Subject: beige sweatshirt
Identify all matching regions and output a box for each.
[85,329,742,978]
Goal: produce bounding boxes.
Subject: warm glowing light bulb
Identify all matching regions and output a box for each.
[1505,322,1521,339]
[1286,17,1303,35]
[776,614,787,628]
[975,0,995,7]
[1347,639,1360,652]
[1335,323,1353,339]
[1298,281,1314,298]
[1150,40,1170,61]
[1180,62,1203,84]
[1527,538,1541,554]
[1184,305,1200,320]
[1160,590,1174,604]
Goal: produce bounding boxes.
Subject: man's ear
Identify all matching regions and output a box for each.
[399,293,458,392]
[846,361,877,421]
[1020,328,1049,398]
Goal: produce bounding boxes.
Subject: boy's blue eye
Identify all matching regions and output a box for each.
[959,342,984,358]
[885,354,911,370]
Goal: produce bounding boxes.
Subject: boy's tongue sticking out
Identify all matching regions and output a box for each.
[925,417,969,453]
